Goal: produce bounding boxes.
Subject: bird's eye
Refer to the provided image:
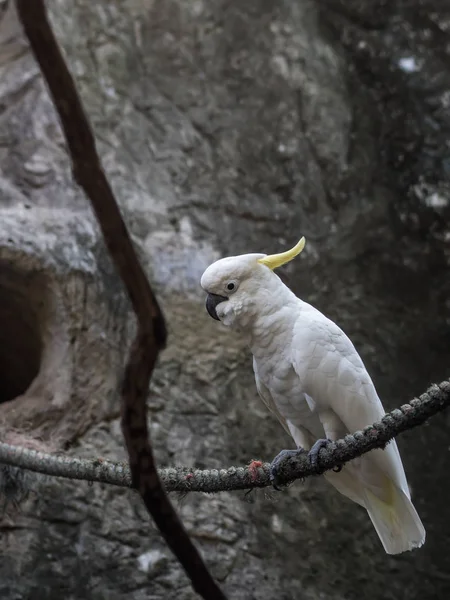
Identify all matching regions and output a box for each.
[226,281,238,293]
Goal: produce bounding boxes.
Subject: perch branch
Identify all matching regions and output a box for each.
[1,380,449,492]
[15,2,226,599]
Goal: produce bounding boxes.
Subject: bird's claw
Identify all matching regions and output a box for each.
[269,448,306,490]
[308,438,333,470]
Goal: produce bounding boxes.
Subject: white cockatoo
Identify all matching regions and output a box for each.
[200,237,425,554]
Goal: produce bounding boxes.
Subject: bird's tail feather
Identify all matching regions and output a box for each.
[363,480,425,555]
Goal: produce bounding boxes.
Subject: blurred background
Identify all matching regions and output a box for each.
[0,0,449,598]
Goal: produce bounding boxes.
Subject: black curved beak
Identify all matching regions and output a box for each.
[206,293,228,321]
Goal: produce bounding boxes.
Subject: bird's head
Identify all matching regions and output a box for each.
[200,237,305,328]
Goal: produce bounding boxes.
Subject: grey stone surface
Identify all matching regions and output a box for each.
[0,0,448,598]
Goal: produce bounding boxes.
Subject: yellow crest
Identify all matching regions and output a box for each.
[257,236,306,270]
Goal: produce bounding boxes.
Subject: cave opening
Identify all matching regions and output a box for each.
[0,265,44,404]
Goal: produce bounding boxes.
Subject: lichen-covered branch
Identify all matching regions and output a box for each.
[1,380,448,492]
[15,2,225,599]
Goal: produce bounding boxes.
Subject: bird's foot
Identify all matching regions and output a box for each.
[269,448,307,490]
[308,438,341,471]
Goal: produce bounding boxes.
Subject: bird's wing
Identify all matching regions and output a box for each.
[291,305,409,495]
[253,357,293,438]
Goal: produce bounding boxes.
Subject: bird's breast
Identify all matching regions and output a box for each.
[254,355,315,422]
